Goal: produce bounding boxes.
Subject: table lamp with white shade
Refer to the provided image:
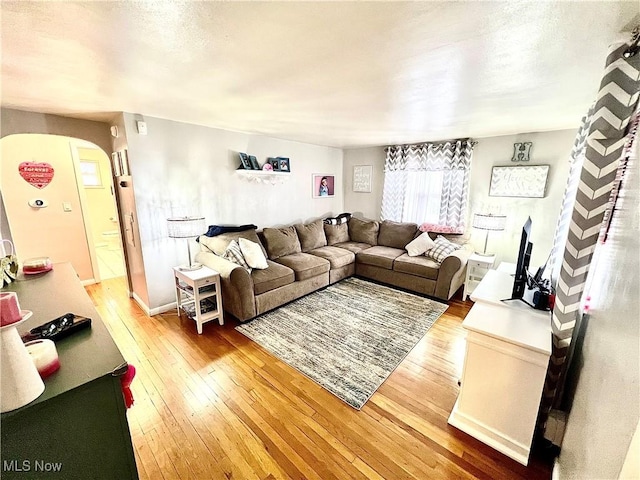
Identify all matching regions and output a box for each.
[472,213,506,256]
[167,216,206,271]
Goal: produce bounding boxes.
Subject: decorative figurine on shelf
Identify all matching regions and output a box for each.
[262,162,273,171]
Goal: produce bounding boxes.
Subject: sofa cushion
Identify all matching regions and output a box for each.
[425,235,462,263]
[252,260,295,295]
[357,246,405,270]
[275,253,330,281]
[262,226,302,260]
[308,246,355,270]
[199,230,267,257]
[295,220,327,252]
[393,253,440,280]
[334,241,371,254]
[377,220,418,249]
[405,232,436,257]
[324,223,350,245]
[348,217,379,245]
[238,238,268,270]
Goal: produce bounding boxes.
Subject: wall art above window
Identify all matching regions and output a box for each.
[489,165,550,198]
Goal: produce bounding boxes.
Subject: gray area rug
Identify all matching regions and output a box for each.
[236,277,448,409]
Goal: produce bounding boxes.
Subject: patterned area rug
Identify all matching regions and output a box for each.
[236,277,448,409]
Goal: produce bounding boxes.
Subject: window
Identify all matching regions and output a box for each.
[80,160,102,187]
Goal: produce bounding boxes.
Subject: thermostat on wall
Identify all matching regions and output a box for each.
[28,198,48,208]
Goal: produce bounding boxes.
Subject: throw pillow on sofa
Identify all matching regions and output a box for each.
[239,238,268,270]
[324,223,349,245]
[406,232,436,257]
[378,220,418,249]
[199,229,267,257]
[348,217,379,245]
[425,235,461,263]
[262,226,302,259]
[324,212,351,225]
[295,219,327,252]
[222,240,252,272]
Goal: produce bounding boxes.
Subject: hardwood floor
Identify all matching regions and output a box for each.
[86,277,553,480]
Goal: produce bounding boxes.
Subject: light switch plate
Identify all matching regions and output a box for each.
[136,120,147,135]
[63,202,72,212]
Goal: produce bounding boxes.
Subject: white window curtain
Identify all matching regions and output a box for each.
[381,139,474,233]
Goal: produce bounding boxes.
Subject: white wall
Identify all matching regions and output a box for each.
[343,146,385,220]
[123,113,343,310]
[343,129,576,268]
[468,129,575,268]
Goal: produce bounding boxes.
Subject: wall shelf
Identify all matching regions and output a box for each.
[236,169,290,185]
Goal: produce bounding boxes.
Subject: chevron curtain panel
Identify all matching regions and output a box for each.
[381,139,474,233]
[538,37,640,435]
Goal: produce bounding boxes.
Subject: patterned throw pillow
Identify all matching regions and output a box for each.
[222,240,252,272]
[324,212,351,225]
[424,235,461,263]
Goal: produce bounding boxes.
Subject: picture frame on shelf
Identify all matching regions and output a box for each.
[277,157,290,172]
[268,158,281,171]
[312,174,335,198]
[238,152,252,170]
[248,155,260,170]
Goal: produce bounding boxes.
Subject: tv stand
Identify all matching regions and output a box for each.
[448,268,551,465]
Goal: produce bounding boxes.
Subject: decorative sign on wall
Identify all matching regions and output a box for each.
[511,142,533,162]
[353,165,372,192]
[18,162,55,189]
[489,165,550,198]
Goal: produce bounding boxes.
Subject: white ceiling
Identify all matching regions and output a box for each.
[1,1,637,148]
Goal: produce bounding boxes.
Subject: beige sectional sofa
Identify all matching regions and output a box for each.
[195,217,472,322]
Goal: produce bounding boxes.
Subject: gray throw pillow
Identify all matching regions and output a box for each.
[262,226,302,259]
[324,223,349,245]
[295,220,327,252]
[348,217,379,245]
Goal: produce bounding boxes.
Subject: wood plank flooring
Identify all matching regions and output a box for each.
[86,277,553,480]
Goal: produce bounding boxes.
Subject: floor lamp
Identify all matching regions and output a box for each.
[167,216,206,271]
[472,213,506,256]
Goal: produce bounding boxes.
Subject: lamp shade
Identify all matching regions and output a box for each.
[472,213,506,231]
[166,217,206,238]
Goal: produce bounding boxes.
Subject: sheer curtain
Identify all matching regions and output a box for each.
[381,139,474,233]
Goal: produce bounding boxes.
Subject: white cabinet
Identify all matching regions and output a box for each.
[448,269,551,466]
[173,266,223,334]
[463,254,495,300]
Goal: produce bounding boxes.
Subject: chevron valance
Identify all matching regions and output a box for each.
[384,139,475,172]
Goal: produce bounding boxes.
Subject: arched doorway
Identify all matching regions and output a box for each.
[0,133,126,284]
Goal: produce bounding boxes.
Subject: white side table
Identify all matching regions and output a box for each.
[173,266,223,334]
[463,253,496,300]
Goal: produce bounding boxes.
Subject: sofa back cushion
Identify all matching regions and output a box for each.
[377,220,418,249]
[348,217,379,245]
[324,223,350,245]
[199,229,267,257]
[262,226,302,260]
[295,220,327,252]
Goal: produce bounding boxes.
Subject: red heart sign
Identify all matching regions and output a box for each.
[18,162,55,189]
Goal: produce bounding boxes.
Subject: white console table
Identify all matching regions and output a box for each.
[448,268,551,465]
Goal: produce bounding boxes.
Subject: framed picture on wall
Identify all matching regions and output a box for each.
[353,165,372,192]
[489,165,550,198]
[312,174,335,198]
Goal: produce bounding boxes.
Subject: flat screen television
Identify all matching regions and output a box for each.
[512,217,533,299]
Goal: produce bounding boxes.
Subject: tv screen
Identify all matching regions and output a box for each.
[512,217,533,299]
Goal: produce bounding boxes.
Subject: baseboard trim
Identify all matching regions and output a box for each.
[132,292,151,316]
[448,399,530,466]
[149,301,177,316]
[81,278,97,286]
